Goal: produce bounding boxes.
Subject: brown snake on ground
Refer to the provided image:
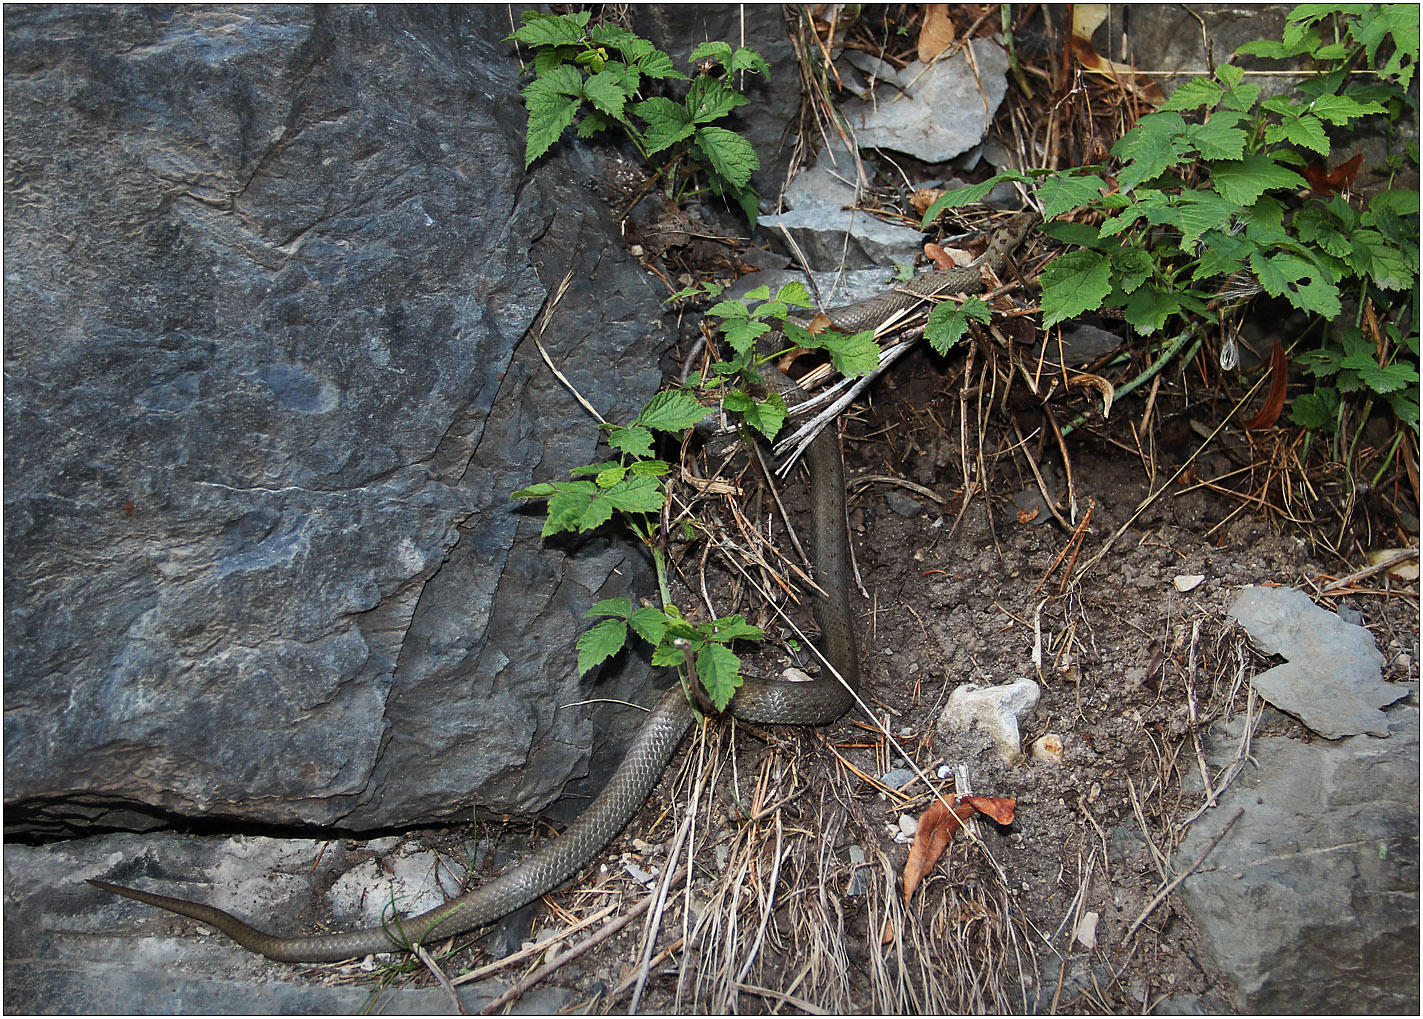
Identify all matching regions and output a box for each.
[90,211,1035,962]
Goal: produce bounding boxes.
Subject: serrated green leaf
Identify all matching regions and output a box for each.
[1040,250,1114,327]
[685,77,748,124]
[571,461,618,477]
[707,297,751,320]
[636,96,695,154]
[1342,354,1419,395]
[919,174,1028,226]
[703,614,765,642]
[628,606,671,646]
[1185,114,1248,160]
[587,597,633,619]
[650,642,687,668]
[603,474,666,514]
[521,88,581,166]
[545,485,602,535]
[1122,287,1182,335]
[1191,229,1253,280]
[511,482,560,499]
[690,40,734,71]
[1038,172,1107,218]
[576,109,611,139]
[637,390,710,433]
[775,281,813,308]
[595,465,627,488]
[608,423,655,458]
[695,125,759,188]
[1307,92,1387,124]
[577,618,627,677]
[697,642,743,712]
[1350,229,1414,290]
[1237,39,1290,58]
[1112,113,1191,192]
[1264,112,1330,154]
[1160,76,1224,112]
[1174,190,1238,248]
[1110,246,1155,293]
[1290,388,1341,430]
[722,317,772,355]
[730,46,771,77]
[740,388,787,440]
[750,300,788,321]
[508,11,590,46]
[924,297,992,354]
[587,23,651,60]
[1209,155,1306,205]
[582,68,630,121]
[1292,276,1343,317]
[630,458,673,477]
[820,329,881,377]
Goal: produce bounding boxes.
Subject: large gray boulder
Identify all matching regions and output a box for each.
[3,5,673,833]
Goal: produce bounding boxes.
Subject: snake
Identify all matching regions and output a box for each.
[89,211,1035,963]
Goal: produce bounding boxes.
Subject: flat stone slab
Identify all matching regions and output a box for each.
[1230,585,1405,737]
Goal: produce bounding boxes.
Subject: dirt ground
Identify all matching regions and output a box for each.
[330,334,1416,1015]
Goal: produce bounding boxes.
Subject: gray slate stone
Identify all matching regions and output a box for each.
[3,5,669,834]
[1178,701,1420,1013]
[1231,585,1406,737]
[842,40,1010,163]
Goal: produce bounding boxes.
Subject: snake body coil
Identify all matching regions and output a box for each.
[91,212,1033,962]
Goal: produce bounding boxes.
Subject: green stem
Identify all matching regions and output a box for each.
[1060,324,1205,437]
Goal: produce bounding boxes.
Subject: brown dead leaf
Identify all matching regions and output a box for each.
[917,3,955,63]
[923,242,955,270]
[1241,340,1288,430]
[959,795,1016,825]
[911,187,944,217]
[902,798,975,905]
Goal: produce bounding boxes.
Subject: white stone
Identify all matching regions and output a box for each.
[937,678,1041,762]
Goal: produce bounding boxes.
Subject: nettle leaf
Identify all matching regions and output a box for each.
[1159,76,1223,112]
[689,40,734,71]
[543,483,602,535]
[1307,92,1387,123]
[581,68,630,121]
[1112,113,1192,192]
[577,618,627,677]
[738,387,787,440]
[508,10,590,46]
[1174,191,1238,248]
[1264,112,1330,154]
[924,297,992,354]
[1216,63,1261,110]
[821,329,881,377]
[704,614,765,642]
[628,605,671,646]
[730,46,771,77]
[750,300,788,320]
[1038,172,1107,218]
[1185,112,1249,160]
[595,464,627,488]
[1351,230,1414,290]
[685,77,748,124]
[1123,287,1183,335]
[603,474,666,514]
[1343,355,1420,395]
[1043,219,1117,252]
[637,390,709,433]
[775,281,814,308]
[1290,388,1340,430]
[636,96,695,153]
[721,317,771,356]
[630,459,672,478]
[1191,229,1253,280]
[695,125,759,189]
[1209,156,1305,206]
[697,642,744,712]
[1040,250,1113,327]
[919,173,1029,226]
[608,423,655,458]
[587,597,633,619]
[1110,246,1155,293]
[521,86,582,165]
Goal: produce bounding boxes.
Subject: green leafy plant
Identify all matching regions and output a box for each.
[514,282,881,710]
[507,10,769,222]
[922,3,1419,433]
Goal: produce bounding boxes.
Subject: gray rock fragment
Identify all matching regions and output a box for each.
[1178,703,1419,1013]
[937,678,1041,763]
[842,40,1011,162]
[1230,585,1406,737]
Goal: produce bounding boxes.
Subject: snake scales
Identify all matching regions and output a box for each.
[90,211,1034,962]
